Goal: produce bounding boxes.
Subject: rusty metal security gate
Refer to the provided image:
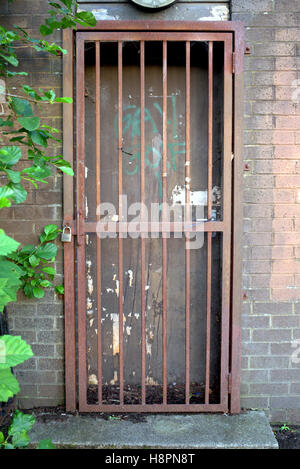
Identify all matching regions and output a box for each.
[63,22,244,413]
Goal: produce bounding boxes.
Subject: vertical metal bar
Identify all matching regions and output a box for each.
[205,41,213,405]
[76,36,87,408]
[220,36,233,409]
[140,40,146,406]
[95,41,102,404]
[162,40,167,405]
[118,41,124,405]
[185,41,191,405]
[63,29,76,412]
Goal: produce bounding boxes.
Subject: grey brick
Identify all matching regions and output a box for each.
[270,397,300,409]
[38,385,64,399]
[252,329,292,342]
[272,316,300,328]
[14,317,36,330]
[271,342,295,355]
[242,315,271,329]
[269,410,288,424]
[31,344,55,358]
[290,383,300,394]
[270,369,300,382]
[250,356,290,369]
[232,0,274,12]
[36,317,55,330]
[242,342,270,356]
[240,397,269,409]
[38,358,64,371]
[241,370,269,383]
[287,410,300,424]
[250,383,288,396]
[37,330,64,344]
[15,371,56,385]
[253,303,293,315]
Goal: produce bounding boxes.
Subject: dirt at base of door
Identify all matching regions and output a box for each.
[272,426,300,449]
[87,383,219,405]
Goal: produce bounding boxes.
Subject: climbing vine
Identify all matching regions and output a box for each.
[0,0,96,442]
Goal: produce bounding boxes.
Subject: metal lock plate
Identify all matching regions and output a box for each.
[61,225,72,242]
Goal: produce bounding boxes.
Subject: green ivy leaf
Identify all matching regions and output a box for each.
[23,283,33,298]
[43,89,56,103]
[60,0,73,8]
[17,116,40,131]
[0,118,13,127]
[8,183,27,204]
[37,438,56,449]
[11,431,30,448]
[0,185,14,201]
[30,130,48,147]
[0,52,18,67]
[36,242,57,260]
[4,443,15,449]
[55,284,64,295]
[42,267,56,276]
[0,259,23,312]
[22,165,52,181]
[52,158,74,176]
[10,97,33,117]
[40,24,53,36]
[76,10,97,27]
[0,368,20,402]
[8,410,35,436]
[32,286,44,298]
[0,146,22,166]
[40,280,52,288]
[55,96,73,103]
[40,224,60,242]
[20,244,35,254]
[4,169,21,184]
[0,431,4,444]
[0,335,34,369]
[29,254,39,267]
[0,197,11,209]
[6,70,28,77]
[0,229,20,255]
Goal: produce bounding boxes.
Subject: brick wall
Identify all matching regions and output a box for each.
[232,0,300,423]
[2,0,300,421]
[0,0,64,408]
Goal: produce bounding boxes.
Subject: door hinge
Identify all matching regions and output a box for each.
[232,52,236,74]
[228,373,232,394]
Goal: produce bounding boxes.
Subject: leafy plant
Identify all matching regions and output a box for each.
[0,335,33,402]
[0,410,35,449]
[0,0,96,449]
[280,424,291,432]
[0,410,56,449]
[8,224,63,300]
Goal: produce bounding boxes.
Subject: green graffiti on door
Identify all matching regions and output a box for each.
[114,95,186,199]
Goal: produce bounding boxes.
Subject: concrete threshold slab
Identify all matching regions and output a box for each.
[28,410,278,449]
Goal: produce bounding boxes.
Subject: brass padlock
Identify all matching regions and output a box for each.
[61,225,72,242]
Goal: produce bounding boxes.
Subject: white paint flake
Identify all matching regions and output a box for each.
[171,185,221,206]
[198,5,229,21]
[88,374,98,385]
[127,269,134,287]
[110,313,119,356]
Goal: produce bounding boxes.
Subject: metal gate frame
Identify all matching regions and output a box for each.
[62,21,244,414]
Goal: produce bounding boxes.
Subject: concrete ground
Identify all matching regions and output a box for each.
[28,410,278,449]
